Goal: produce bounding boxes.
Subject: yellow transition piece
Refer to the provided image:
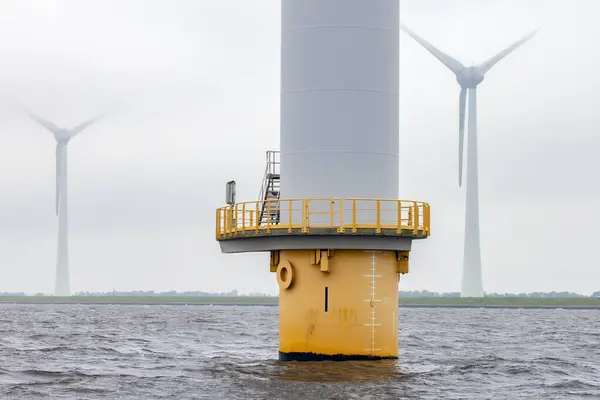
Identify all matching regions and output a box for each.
[275,249,403,360]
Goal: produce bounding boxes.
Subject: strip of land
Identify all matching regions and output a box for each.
[1,296,599,309]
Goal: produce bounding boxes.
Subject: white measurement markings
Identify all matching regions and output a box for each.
[364,251,382,354]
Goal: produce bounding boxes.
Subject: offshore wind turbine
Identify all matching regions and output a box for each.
[401,24,536,297]
[27,111,103,296]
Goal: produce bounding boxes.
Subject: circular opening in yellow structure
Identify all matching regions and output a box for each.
[277,261,294,290]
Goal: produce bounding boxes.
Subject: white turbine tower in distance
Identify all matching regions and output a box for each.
[27,111,104,296]
[401,24,536,297]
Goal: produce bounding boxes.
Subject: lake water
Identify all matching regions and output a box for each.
[0,305,598,399]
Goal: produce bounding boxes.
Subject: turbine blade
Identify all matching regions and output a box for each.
[69,114,104,138]
[400,23,465,74]
[55,143,63,216]
[28,111,61,134]
[459,88,467,187]
[477,30,538,74]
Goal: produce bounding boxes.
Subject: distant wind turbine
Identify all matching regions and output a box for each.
[27,111,104,296]
[401,24,536,297]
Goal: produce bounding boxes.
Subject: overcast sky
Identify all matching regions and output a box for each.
[1,0,599,295]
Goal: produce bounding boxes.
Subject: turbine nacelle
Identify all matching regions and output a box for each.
[456,67,484,89]
[53,130,73,143]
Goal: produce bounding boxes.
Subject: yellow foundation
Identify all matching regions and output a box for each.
[275,249,401,361]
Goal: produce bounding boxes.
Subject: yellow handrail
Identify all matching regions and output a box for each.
[215,198,430,239]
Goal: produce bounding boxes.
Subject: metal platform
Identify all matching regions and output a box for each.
[216,198,430,242]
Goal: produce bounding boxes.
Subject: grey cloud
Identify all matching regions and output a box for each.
[1,0,599,294]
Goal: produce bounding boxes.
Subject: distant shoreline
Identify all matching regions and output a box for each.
[1,296,599,309]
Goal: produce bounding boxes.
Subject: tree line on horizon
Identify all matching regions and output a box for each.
[2,289,599,298]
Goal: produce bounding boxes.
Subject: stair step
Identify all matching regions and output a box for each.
[258,153,281,226]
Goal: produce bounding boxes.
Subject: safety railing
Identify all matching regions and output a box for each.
[216,198,430,239]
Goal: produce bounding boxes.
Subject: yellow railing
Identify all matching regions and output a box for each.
[216,198,430,239]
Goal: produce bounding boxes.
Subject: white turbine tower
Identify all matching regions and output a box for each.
[27,112,103,296]
[401,25,536,297]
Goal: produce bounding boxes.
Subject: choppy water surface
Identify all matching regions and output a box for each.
[0,305,598,399]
